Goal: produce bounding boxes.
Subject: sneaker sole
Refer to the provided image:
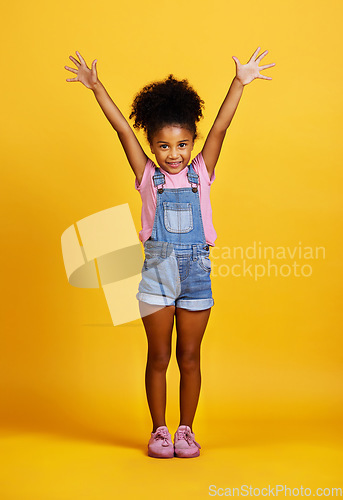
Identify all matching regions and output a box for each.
[148,449,174,459]
[174,449,200,458]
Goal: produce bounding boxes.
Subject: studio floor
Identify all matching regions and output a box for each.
[0,418,342,500]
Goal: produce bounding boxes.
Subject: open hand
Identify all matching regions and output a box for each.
[64,51,99,90]
[232,47,275,86]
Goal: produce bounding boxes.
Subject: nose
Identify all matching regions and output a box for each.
[168,147,179,159]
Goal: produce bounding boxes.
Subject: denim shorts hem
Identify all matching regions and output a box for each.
[176,298,214,311]
[136,292,175,307]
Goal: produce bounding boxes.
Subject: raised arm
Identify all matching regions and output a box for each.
[65,51,148,184]
[201,47,276,179]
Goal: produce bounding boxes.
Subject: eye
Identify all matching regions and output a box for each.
[160,144,169,149]
[179,143,187,148]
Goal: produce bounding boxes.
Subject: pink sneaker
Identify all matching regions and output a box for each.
[148,426,174,458]
[174,425,201,458]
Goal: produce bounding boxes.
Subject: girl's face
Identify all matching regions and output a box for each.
[150,125,194,175]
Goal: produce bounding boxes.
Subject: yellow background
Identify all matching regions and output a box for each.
[1,0,342,498]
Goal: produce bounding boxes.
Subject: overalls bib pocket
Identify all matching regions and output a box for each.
[163,202,193,234]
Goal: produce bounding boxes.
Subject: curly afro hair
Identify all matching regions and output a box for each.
[129,74,205,144]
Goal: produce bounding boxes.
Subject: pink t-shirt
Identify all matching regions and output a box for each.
[135,152,217,246]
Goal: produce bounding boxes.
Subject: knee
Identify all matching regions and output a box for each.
[176,350,200,375]
[147,351,171,372]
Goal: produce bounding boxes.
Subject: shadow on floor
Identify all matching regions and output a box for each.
[0,416,147,452]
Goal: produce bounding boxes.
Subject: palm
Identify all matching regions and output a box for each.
[64,51,98,90]
[232,47,275,86]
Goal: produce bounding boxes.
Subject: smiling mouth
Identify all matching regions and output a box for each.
[167,161,182,167]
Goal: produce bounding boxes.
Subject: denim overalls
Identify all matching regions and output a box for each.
[136,162,214,311]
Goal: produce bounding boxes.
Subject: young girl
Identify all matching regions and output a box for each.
[65,47,275,458]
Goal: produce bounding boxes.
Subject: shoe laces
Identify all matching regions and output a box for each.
[176,426,201,448]
[153,427,171,447]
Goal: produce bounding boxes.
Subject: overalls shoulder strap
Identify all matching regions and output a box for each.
[152,167,165,186]
[187,162,199,185]
[153,167,166,193]
[152,163,199,192]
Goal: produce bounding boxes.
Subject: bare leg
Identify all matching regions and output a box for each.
[175,307,211,431]
[139,301,175,432]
